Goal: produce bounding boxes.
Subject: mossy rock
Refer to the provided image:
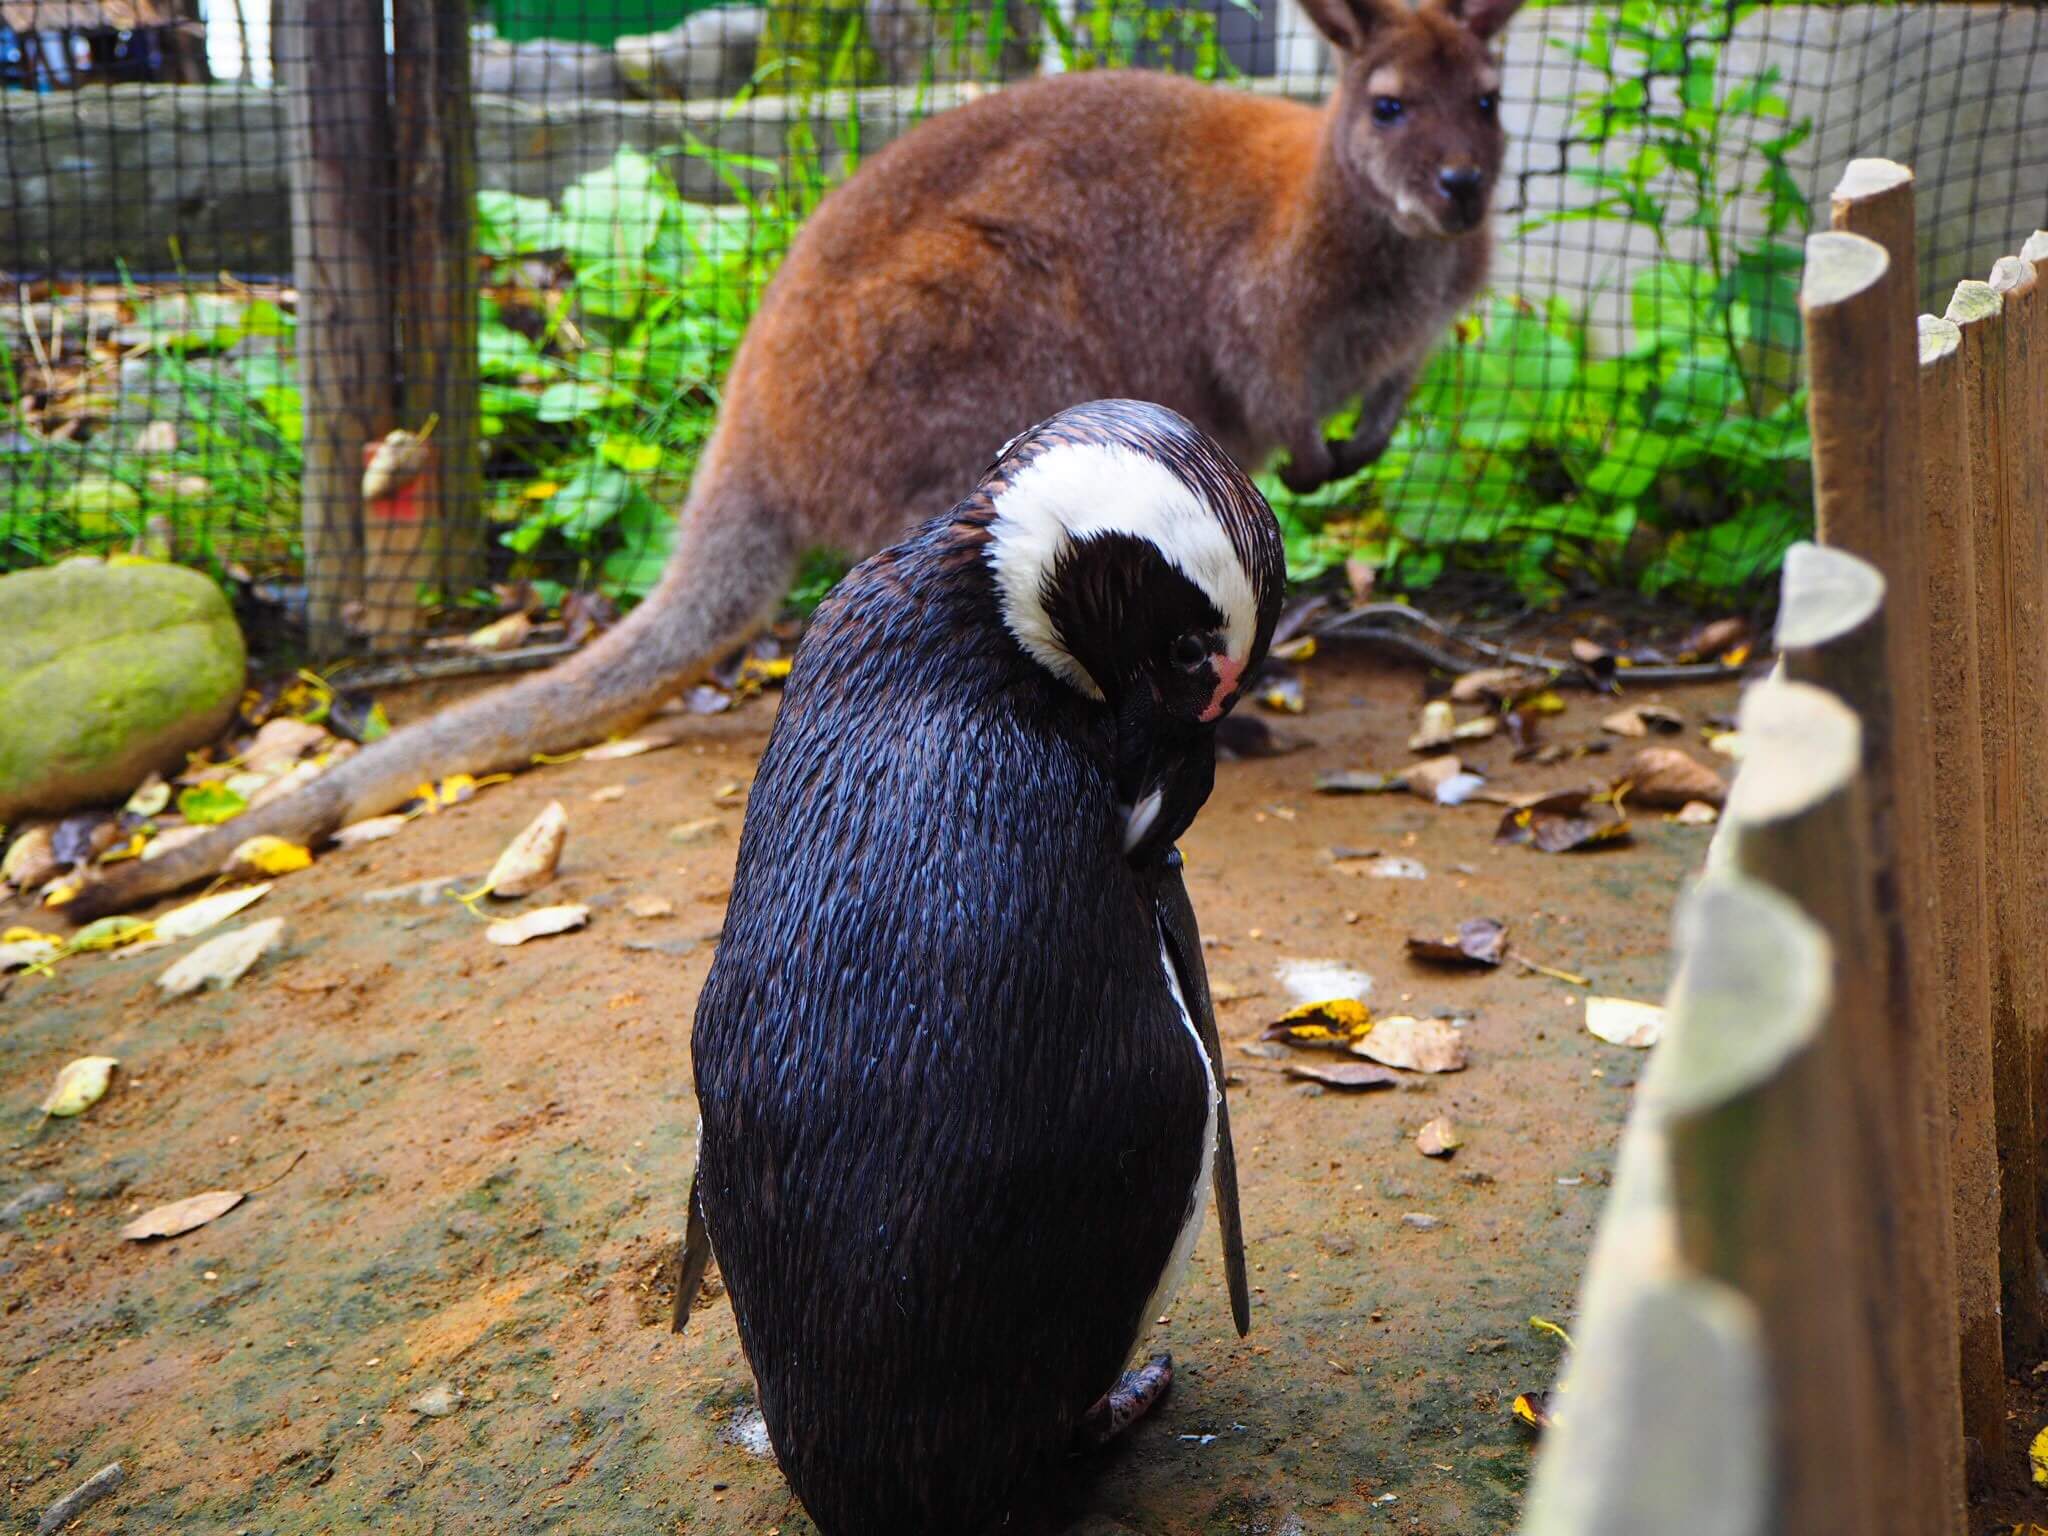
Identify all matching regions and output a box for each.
[0,557,246,821]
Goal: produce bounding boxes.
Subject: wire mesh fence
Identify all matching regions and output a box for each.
[3,0,2045,659]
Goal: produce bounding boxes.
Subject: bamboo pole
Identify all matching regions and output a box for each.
[1952,268,2048,1356]
[1797,225,1964,1530]
[1684,684,1885,1531]
[1916,309,2005,1462]
[276,0,395,655]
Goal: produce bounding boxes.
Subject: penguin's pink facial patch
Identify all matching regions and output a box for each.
[1199,655,1245,722]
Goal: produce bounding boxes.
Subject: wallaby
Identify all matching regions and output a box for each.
[68,0,1521,921]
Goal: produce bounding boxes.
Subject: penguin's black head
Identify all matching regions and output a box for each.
[978,400,1286,864]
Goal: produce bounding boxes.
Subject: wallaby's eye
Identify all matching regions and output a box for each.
[1476,90,1499,117]
[1371,96,1405,125]
[1170,632,1209,670]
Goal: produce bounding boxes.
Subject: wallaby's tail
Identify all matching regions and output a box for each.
[66,495,798,921]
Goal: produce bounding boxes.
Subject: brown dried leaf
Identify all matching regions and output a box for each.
[1622,747,1726,809]
[1409,700,1458,753]
[1352,1015,1468,1073]
[157,919,286,997]
[1585,995,1665,1048]
[1449,666,1551,705]
[1681,616,1750,660]
[1404,755,1465,801]
[484,904,590,947]
[3,824,59,891]
[483,801,568,899]
[1285,1060,1400,1092]
[1674,800,1720,826]
[1601,707,1649,738]
[1315,769,1401,795]
[120,1188,244,1241]
[1416,1116,1461,1157]
[241,717,331,775]
[1495,791,1633,853]
[625,895,675,919]
[331,814,408,848]
[1406,918,1506,968]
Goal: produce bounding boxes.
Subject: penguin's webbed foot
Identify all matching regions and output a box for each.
[1077,1354,1173,1450]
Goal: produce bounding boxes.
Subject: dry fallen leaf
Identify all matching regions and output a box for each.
[0,932,62,971]
[1257,672,1306,714]
[669,817,723,845]
[485,904,590,947]
[1416,1115,1461,1157]
[1682,616,1749,660]
[1409,700,1458,753]
[1262,997,1374,1050]
[225,835,314,879]
[1449,666,1551,705]
[589,785,627,803]
[120,1189,244,1241]
[1362,855,1428,880]
[585,722,691,762]
[1675,800,1720,826]
[71,915,156,952]
[1353,1015,1468,1073]
[1585,995,1665,1049]
[1495,791,1633,854]
[1406,918,1506,968]
[1601,707,1648,739]
[482,802,568,899]
[3,825,60,890]
[2030,1422,2048,1487]
[1314,769,1401,795]
[123,773,172,818]
[241,717,331,775]
[1404,755,1466,801]
[625,895,675,919]
[450,611,534,653]
[40,1055,118,1117]
[1285,1060,1400,1091]
[158,918,286,997]
[1621,748,1727,809]
[1512,1391,1556,1432]
[411,1384,464,1418]
[153,884,273,944]
[1215,714,1308,761]
[332,815,409,848]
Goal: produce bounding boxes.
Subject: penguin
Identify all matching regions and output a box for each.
[677,399,1284,1536]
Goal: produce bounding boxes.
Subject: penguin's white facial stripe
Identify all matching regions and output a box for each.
[986,443,1261,697]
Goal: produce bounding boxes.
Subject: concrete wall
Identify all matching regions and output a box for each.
[3,4,2043,330]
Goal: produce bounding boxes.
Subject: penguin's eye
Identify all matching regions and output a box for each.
[1170,632,1209,670]
[1372,96,1405,125]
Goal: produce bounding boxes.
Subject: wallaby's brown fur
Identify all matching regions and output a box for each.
[68,0,1522,921]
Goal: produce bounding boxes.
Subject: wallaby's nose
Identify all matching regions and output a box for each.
[1438,164,1483,199]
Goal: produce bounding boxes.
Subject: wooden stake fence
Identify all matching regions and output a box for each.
[1520,165,2048,1529]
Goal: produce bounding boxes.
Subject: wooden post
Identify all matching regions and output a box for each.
[1797,223,1965,1530]
[387,0,486,642]
[277,0,395,656]
[1653,847,1882,1534]
[1916,309,2005,1463]
[1948,272,2047,1357]
[2020,229,2048,1259]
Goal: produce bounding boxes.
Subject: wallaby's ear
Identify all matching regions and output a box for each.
[1297,0,1405,55]
[1438,0,1525,41]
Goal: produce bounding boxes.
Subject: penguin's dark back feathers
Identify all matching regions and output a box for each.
[691,512,1209,1534]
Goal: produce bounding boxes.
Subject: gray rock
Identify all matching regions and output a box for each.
[0,558,245,820]
[0,1181,65,1226]
[615,8,764,101]
[472,37,624,101]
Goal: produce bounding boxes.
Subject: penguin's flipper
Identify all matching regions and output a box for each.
[1156,850,1252,1339]
[670,1166,714,1335]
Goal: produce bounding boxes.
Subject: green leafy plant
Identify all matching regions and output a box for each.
[1264,0,1816,606]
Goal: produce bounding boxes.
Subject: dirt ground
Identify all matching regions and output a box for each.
[0,645,1782,1533]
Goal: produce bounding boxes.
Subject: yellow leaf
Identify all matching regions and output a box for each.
[1262,997,1373,1048]
[738,655,794,685]
[226,836,313,877]
[40,1055,118,1117]
[1520,690,1567,716]
[2031,1423,2048,1487]
[99,833,149,864]
[2,926,61,945]
[522,479,561,500]
[1529,1315,1575,1347]
[71,915,156,952]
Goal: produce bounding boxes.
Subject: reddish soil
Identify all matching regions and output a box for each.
[0,645,1869,1533]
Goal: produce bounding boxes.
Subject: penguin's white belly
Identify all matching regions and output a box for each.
[1130,929,1218,1362]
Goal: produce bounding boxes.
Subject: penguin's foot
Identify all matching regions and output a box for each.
[1077,1354,1173,1449]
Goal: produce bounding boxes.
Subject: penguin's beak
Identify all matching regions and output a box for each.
[1114,686,1217,866]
